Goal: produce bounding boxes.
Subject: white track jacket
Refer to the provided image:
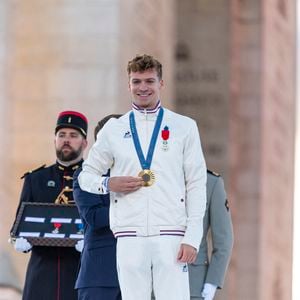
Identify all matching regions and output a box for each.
[78,107,207,250]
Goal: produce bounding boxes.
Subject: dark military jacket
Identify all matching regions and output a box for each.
[11,160,83,300]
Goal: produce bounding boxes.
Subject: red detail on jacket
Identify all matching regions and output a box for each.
[161,126,169,140]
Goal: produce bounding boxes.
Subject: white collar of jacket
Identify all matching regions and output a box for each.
[131,100,161,113]
[131,100,161,121]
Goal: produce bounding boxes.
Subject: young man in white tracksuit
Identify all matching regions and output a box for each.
[78,54,207,300]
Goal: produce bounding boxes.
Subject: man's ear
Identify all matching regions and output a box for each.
[83,139,88,150]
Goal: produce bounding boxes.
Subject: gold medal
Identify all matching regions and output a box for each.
[138,169,155,187]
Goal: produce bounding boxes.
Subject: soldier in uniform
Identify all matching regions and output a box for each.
[189,170,233,300]
[73,114,122,300]
[10,111,88,300]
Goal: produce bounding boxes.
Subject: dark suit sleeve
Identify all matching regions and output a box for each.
[73,169,110,230]
[205,176,233,288]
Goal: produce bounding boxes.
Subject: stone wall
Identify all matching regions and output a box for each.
[175,0,230,179]
[174,1,231,298]
[118,0,175,111]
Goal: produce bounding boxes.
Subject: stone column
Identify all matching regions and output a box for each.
[229,0,295,299]
[0,0,20,286]
[175,0,296,299]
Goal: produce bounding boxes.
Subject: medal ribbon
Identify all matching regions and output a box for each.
[129,108,164,170]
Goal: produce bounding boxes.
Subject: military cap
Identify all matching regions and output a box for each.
[55,111,88,138]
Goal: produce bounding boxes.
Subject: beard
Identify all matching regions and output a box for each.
[56,145,83,162]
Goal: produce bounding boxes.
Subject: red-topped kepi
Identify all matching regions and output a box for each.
[55,111,88,138]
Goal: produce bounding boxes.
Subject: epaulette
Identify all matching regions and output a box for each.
[21,164,46,179]
[207,169,220,177]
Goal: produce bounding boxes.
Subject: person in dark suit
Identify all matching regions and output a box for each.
[189,170,233,300]
[10,111,88,300]
[73,114,122,300]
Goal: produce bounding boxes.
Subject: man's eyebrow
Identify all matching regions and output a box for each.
[132,77,156,81]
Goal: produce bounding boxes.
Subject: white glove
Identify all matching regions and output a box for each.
[14,237,32,252]
[201,283,217,300]
[75,239,84,252]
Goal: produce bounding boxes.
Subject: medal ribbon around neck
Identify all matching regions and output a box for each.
[129,107,164,186]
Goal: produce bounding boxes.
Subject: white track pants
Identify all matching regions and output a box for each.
[116,235,190,300]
